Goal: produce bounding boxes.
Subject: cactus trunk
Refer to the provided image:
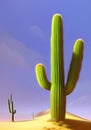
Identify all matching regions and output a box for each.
[11,101,14,122]
[12,113,14,122]
[50,15,65,121]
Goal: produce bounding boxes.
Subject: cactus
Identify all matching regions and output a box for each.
[35,14,84,122]
[8,94,16,122]
[32,112,35,120]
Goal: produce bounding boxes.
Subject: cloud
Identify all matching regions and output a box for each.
[0,33,41,70]
[0,30,42,100]
[68,95,91,108]
[0,30,50,121]
[29,25,45,39]
[67,95,91,120]
[0,43,30,70]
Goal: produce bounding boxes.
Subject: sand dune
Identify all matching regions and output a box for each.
[0,110,91,130]
[36,109,89,121]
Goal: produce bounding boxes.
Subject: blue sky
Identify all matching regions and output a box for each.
[0,0,91,121]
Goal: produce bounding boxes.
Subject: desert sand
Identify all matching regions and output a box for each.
[0,110,91,130]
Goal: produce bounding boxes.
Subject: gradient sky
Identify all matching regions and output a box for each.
[0,0,91,121]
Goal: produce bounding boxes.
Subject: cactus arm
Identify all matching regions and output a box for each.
[65,39,84,95]
[35,64,51,90]
[10,94,12,101]
[13,110,16,114]
[12,101,16,114]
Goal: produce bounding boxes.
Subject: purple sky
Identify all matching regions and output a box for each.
[0,0,91,121]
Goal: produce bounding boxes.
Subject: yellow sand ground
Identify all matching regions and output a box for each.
[0,112,91,130]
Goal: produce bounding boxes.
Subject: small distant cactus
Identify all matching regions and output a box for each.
[8,94,16,122]
[32,112,35,120]
[35,14,84,122]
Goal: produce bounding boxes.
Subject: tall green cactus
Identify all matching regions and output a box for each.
[8,94,16,122]
[35,14,84,122]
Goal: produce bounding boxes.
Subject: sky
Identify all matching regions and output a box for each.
[0,0,91,121]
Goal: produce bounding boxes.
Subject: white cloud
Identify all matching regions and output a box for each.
[0,30,47,121]
[68,95,91,108]
[29,25,45,39]
[67,95,91,120]
[0,33,41,70]
[0,43,30,69]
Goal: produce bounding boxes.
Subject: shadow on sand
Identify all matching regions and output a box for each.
[46,118,91,130]
[64,119,91,130]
